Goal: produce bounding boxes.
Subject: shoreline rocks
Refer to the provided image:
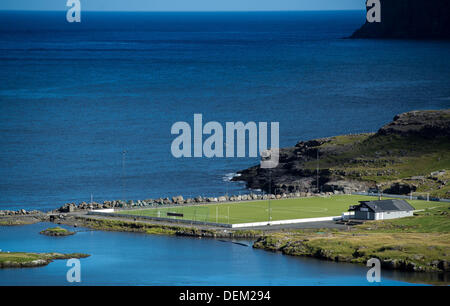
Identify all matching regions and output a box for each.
[0,209,43,216]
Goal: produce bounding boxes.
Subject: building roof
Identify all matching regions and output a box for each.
[354,199,415,213]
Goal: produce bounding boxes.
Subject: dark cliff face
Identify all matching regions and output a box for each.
[351,0,450,39]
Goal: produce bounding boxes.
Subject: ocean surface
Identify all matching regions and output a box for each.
[1,11,449,286]
[0,222,437,286]
[1,11,450,211]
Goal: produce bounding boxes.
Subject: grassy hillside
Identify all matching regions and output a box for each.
[235,110,450,199]
[307,134,450,198]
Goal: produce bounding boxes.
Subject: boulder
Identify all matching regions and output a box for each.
[172,195,184,204]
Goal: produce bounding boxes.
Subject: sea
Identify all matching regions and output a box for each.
[0,10,449,285]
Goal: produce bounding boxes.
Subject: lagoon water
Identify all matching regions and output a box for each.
[0,223,429,286]
[0,11,450,285]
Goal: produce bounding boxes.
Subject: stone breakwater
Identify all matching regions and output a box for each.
[0,210,46,225]
[0,190,343,226]
[53,190,345,213]
[0,209,43,216]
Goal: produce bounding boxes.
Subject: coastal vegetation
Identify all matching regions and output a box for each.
[306,134,450,197]
[40,227,75,237]
[253,206,450,274]
[0,252,89,268]
[80,217,261,238]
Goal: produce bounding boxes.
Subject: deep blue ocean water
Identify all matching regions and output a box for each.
[1,11,450,211]
[0,10,449,286]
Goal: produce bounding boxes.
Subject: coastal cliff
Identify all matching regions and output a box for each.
[351,0,450,39]
[232,109,450,198]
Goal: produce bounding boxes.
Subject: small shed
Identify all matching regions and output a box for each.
[349,199,415,220]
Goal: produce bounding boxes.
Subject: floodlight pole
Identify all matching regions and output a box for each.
[122,150,127,202]
[269,169,272,223]
[224,142,229,197]
[316,149,320,193]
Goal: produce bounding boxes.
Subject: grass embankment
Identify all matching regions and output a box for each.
[0,252,89,268]
[81,217,261,238]
[40,227,75,236]
[254,206,450,273]
[0,217,41,226]
[116,195,438,224]
[306,133,450,198]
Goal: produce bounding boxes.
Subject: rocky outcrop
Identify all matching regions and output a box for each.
[39,227,75,237]
[377,110,450,138]
[233,109,450,196]
[232,136,373,194]
[351,0,450,39]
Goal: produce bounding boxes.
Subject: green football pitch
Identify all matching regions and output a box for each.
[115,195,441,224]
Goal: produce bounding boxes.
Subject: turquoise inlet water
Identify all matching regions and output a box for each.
[0,223,436,286]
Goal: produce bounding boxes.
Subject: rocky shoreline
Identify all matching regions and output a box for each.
[252,206,450,275]
[253,235,449,273]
